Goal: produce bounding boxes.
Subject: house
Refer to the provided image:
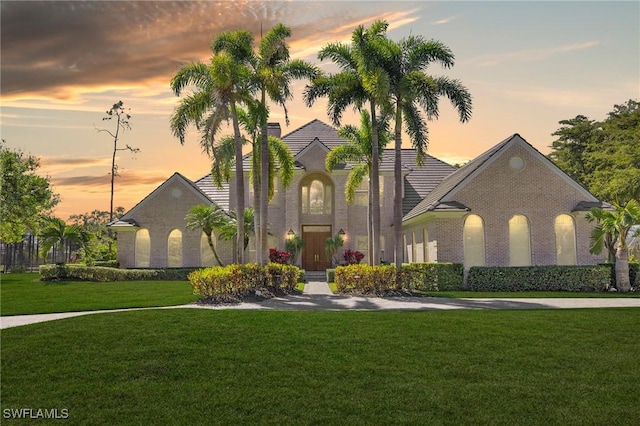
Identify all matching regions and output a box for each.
[110,119,606,270]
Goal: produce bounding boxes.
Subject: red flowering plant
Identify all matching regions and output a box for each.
[269,248,291,265]
[342,248,365,265]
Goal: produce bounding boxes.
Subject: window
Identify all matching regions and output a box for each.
[200,232,215,267]
[354,179,384,206]
[555,214,577,265]
[301,177,332,215]
[463,214,485,267]
[509,214,531,266]
[135,229,150,268]
[167,229,183,267]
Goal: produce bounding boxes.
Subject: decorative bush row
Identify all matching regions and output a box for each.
[400,263,464,291]
[467,265,611,292]
[39,264,197,282]
[334,264,397,293]
[188,263,302,299]
[334,263,465,293]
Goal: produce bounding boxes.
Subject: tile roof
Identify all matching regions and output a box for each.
[403,134,517,221]
[191,119,457,213]
[193,174,230,210]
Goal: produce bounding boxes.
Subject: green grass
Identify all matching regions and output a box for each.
[0,273,197,316]
[2,309,639,424]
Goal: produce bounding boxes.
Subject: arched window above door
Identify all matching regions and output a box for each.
[301,176,333,215]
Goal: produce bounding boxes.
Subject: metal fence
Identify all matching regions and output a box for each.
[0,234,78,273]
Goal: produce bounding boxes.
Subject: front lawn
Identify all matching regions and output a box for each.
[1,309,638,424]
[0,273,197,316]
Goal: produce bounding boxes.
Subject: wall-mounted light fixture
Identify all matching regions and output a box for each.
[287,229,296,240]
[338,228,346,236]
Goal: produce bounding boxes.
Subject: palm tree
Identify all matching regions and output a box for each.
[219,207,256,253]
[39,218,91,264]
[208,105,295,261]
[586,199,640,292]
[383,34,472,270]
[185,203,229,266]
[305,20,389,265]
[170,31,253,264]
[213,24,318,266]
[326,109,390,260]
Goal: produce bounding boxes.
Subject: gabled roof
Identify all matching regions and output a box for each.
[118,172,212,221]
[294,137,331,161]
[281,119,347,155]
[194,174,230,210]
[403,133,601,221]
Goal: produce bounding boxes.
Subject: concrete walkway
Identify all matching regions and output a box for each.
[2,281,640,330]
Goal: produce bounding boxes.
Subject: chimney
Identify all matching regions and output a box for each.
[267,122,281,139]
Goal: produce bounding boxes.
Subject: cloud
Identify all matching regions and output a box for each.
[1,1,421,102]
[465,41,600,67]
[52,170,170,188]
[431,15,458,25]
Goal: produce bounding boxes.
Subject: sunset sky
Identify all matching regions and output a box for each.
[1,1,638,220]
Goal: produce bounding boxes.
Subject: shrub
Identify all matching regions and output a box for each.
[39,264,196,282]
[188,263,303,300]
[265,263,302,292]
[467,265,611,292]
[342,249,365,265]
[268,248,291,265]
[399,263,464,291]
[334,264,396,293]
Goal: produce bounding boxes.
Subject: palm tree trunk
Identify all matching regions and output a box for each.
[230,100,245,264]
[369,101,381,266]
[252,147,261,262]
[615,244,631,292]
[260,92,269,267]
[207,233,224,266]
[393,103,404,276]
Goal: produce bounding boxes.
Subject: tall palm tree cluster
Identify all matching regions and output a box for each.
[171,20,472,267]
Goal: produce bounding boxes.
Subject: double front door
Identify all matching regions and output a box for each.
[301,226,332,271]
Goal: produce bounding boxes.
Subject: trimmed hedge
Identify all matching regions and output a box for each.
[335,263,464,293]
[39,264,197,282]
[335,264,397,293]
[400,263,464,291]
[467,265,611,292]
[188,263,302,299]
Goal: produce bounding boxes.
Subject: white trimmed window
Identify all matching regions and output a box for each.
[135,229,151,268]
[167,229,183,267]
[509,214,531,266]
[301,178,332,215]
[555,214,577,265]
[463,214,485,267]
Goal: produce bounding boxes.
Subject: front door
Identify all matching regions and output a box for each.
[302,227,332,271]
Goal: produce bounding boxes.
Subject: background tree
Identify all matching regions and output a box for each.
[95,101,139,224]
[384,34,472,270]
[171,33,253,263]
[185,203,228,266]
[0,141,59,243]
[549,99,640,203]
[39,218,91,264]
[586,199,640,292]
[68,208,124,263]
